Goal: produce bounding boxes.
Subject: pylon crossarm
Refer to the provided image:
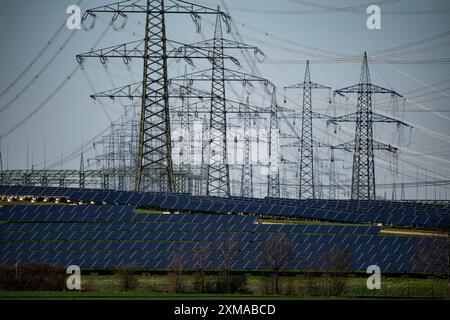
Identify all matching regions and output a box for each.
[171,99,272,114]
[334,84,402,96]
[91,80,242,101]
[328,112,411,127]
[169,68,274,86]
[168,82,208,99]
[84,0,230,16]
[84,0,147,14]
[371,112,411,126]
[372,141,399,153]
[165,0,231,17]
[186,38,264,55]
[369,84,403,97]
[90,82,143,100]
[77,39,237,64]
[281,111,331,119]
[282,140,329,150]
[168,41,240,65]
[77,40,145,61]
[333,140,398,153]
[284,82,330,90]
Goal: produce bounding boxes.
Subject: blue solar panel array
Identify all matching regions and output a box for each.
[1,185,449,228]
[0,185,448,273]
[0,202,445,273]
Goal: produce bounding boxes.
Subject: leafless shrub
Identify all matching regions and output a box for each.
[116,265,138,292]
[0,263,66,291]
[218,237,238,293]
[262,233,294,295]
[168,251,186,294]
[322,248,352,296]
[192,246,210,293]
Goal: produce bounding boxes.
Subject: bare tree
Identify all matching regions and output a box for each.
[193,245,210,293]
[322,248,352,296]
[168,251,186,294]
[117,265,138,292]
[218,236,238,293]
[262,233,294,295]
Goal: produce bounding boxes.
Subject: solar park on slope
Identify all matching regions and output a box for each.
[0,185,448,274]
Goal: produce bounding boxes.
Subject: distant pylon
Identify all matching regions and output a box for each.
[313,150,323,199]
[332,52,407,200]
[241,96,253,198]
[167,10,269,197]
[178,66,193,194]
[79,151,85,189]
[400,181,405,200]
[329,148,336,200]
[284,61,330,199]
[354,52,376,200]
[199,116,209,196]
[206,12,230,197]
[267,89,280,198]
[392,182,397,200]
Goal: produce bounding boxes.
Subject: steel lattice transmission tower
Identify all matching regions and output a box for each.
[178,66,194,194]
[169,13,269,197]
[78,0,229,193]
[329,147,336,200]
[284,61,330,199]
[332,52,409,200]
[267,89,280,198]
[241,96,253,198]
[207,13,229,197]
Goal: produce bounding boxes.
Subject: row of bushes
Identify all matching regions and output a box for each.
[118,268,347,296]
[0,263,67,291]
[2,263,447,298]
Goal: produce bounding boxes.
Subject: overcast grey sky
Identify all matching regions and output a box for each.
[0,0,449,199]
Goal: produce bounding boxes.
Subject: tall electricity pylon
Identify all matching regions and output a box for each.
[284,61,330,199]
[329,147,336,200]
[170,12,270,197]
[177,66,193,194]
[241,96,253,198]
[267,89,280,198]
[208,13,229,197]
[78,0,230,192]
[331,52,410,200]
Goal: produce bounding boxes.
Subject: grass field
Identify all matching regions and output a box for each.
[0,274,448,300]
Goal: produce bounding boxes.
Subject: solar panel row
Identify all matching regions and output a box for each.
[1,185,448,228]
[0,234,425,252]
[0,215,443,274]
[1,230,388,242]
[0,205,255,224]
[0,221,381,234]
[0,247,439,273]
